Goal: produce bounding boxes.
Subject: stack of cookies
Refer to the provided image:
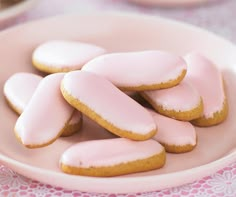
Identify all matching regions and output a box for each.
[3,40,228,177]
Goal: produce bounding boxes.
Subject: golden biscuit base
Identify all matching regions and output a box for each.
[191,78,228,127]
[61,85,157,141]
[119,69,187,91]
[191,99,228,127]
[32,58,81,74]
[141,92,204,121]
[60,111,83,137]
[5,95,81,138]
[60,150,166,177]
[160,136,198,154]
[14,109,79,148]
[161,142,197,153]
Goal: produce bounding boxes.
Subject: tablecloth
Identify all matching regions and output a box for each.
[1,0,236,196]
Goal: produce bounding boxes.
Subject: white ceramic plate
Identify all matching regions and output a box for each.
[1,13,236,194]
[0,0,38,22]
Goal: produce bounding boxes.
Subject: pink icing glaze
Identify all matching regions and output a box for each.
[62,70,156,134]
[184,52,225,118]
[15,73,75,146]
[32,40,106,70]
[149,110,196,146]
[60,138,164,168]
[82,50,187,87]
[143,80,201,111]
[4,72,42,113]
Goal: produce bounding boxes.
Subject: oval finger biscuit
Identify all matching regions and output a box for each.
[61,70,157,140]
[184,52,228,126]
[32,40,106,73]
[82,50,187,91]
[141,81,203,121]
[60,138,166,177]
[149,109,197,153]
[14,73,77,148]
[4,72,82,137]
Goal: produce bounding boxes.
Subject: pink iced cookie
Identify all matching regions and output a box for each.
[61,70,157,140]
[184,52,228,126]
[14,73,77,148]
[149,109,197,153]
[4,72,42,114]
[141,81,203,121]
[60,138,166,177]
[32,40,106,73]
[4,72,82,137]
[82,50,187,91]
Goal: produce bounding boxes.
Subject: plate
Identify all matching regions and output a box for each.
[0,0,38,22]
[128,0,210,7]
[1,13,236,194]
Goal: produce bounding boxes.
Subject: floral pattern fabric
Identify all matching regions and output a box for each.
[1,163,236,196]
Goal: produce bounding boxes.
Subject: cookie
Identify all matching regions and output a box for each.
[184,52,228,126]
[4,72,82,137]
[141,81,203,121]
[32,40,106,73]
[82,50,187,91]
[4,72,42,115]
[14,73,78,148]
[61,70,157,141]
[60,138,166,177]
[149,109,197,153]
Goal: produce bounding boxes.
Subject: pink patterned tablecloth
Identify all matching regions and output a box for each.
[1,0,236,196]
